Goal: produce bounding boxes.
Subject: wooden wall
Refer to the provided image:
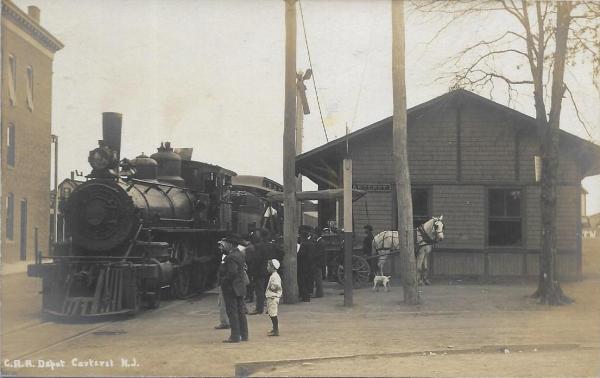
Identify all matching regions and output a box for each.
[330,99,583,279]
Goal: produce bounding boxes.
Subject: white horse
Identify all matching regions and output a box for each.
[371,216,445,285]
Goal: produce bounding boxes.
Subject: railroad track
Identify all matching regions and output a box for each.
[3,298,189,361]
[2,320,50,337]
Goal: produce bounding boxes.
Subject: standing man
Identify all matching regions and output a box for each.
[312,229,325,298]
[248,230,268,315]
[218,237,249,343]
[244,236,256,304]
[297,226,314,302]
[363,225,375,279]
[214,252,230,330]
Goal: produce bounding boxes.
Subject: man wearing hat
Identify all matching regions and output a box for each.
[218,237,249,343]
[363,225,375,279]
[297,226,315,302]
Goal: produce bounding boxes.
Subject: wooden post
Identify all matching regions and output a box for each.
[282,0,299,304]
[343,158,353,306]
[391,0,419,304]
[296,71,304,227]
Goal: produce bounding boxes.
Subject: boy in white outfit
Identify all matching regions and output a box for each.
[265,259,282,336]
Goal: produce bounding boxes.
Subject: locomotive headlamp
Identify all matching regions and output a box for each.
[88,147,112,170]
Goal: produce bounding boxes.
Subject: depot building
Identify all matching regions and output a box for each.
[296,89,600,280]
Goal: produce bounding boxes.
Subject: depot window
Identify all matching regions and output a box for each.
[412,188,431,227]
[488,189,522,246]
[393,188,431,229]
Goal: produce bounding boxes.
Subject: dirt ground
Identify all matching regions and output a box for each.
[1,240,599,377]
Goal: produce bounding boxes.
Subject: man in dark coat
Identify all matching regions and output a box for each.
[297,226,314,302]
[363,225,376,279]
[247,230,268,315]
[261,230,285,281]
[312,229,326,298]
[218,237,248,343]
[244,239,256,303]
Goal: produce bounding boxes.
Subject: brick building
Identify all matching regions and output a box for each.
[296,89,600,279]
[1,0,63,264]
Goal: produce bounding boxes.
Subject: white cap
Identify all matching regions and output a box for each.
[271,259,280,270]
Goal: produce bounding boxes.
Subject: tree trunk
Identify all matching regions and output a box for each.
[391,0,418,305]
[282,0,299,304]
[533,1,573,305]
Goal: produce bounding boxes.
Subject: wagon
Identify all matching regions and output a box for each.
[318,230,373,288]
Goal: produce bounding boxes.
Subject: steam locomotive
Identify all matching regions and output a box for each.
[28,112,268,318]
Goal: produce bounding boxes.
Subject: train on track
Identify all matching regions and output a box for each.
[28,112,282,318]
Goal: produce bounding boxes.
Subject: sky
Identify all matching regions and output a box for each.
[13,0,600,214]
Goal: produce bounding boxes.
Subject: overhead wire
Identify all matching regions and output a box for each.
[298,0,329,142]
[351,5,377,130]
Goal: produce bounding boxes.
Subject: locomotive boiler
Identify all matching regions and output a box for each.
[28,112,236,317]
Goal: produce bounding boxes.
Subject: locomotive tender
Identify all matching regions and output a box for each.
[28,112,242,317]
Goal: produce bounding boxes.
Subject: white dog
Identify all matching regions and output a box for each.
[372,275,391,292]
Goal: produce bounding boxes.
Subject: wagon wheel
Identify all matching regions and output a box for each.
[337,255,371,288]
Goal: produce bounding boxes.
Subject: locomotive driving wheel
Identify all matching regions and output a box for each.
[337,255,371,288]
[172,240,194,298]
[174,265,192,299]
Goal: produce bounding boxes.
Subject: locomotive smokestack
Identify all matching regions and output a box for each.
[102,112,122,164]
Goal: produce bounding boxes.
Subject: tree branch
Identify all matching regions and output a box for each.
[564,84,594,140]
[464,49,529,73]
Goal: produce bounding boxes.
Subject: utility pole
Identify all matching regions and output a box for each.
[282,0,299,304]
[343,157,353,306]
[296,69,312,227]
[391,0,418,304]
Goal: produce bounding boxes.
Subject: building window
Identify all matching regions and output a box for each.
[6,193,14,240]
[412,188,431,227]
[7,124,16,167]
[395,188,431,228]
[488,189,522,246]
[26,66,34,110]
[8,54,17,105]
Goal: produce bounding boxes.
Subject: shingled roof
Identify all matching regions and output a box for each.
[296,89,600,178]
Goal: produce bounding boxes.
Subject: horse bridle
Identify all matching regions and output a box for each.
[417,218,443,247]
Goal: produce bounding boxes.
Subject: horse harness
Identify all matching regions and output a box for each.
[373,219,443,257]
[415,220,441,254]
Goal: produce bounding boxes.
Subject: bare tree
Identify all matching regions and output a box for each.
[415,1,600,305]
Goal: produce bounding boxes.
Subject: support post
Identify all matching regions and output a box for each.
[282,0,299,304]
[343,158,353,306]
[392,0,419,304]
[296,72,304,227]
